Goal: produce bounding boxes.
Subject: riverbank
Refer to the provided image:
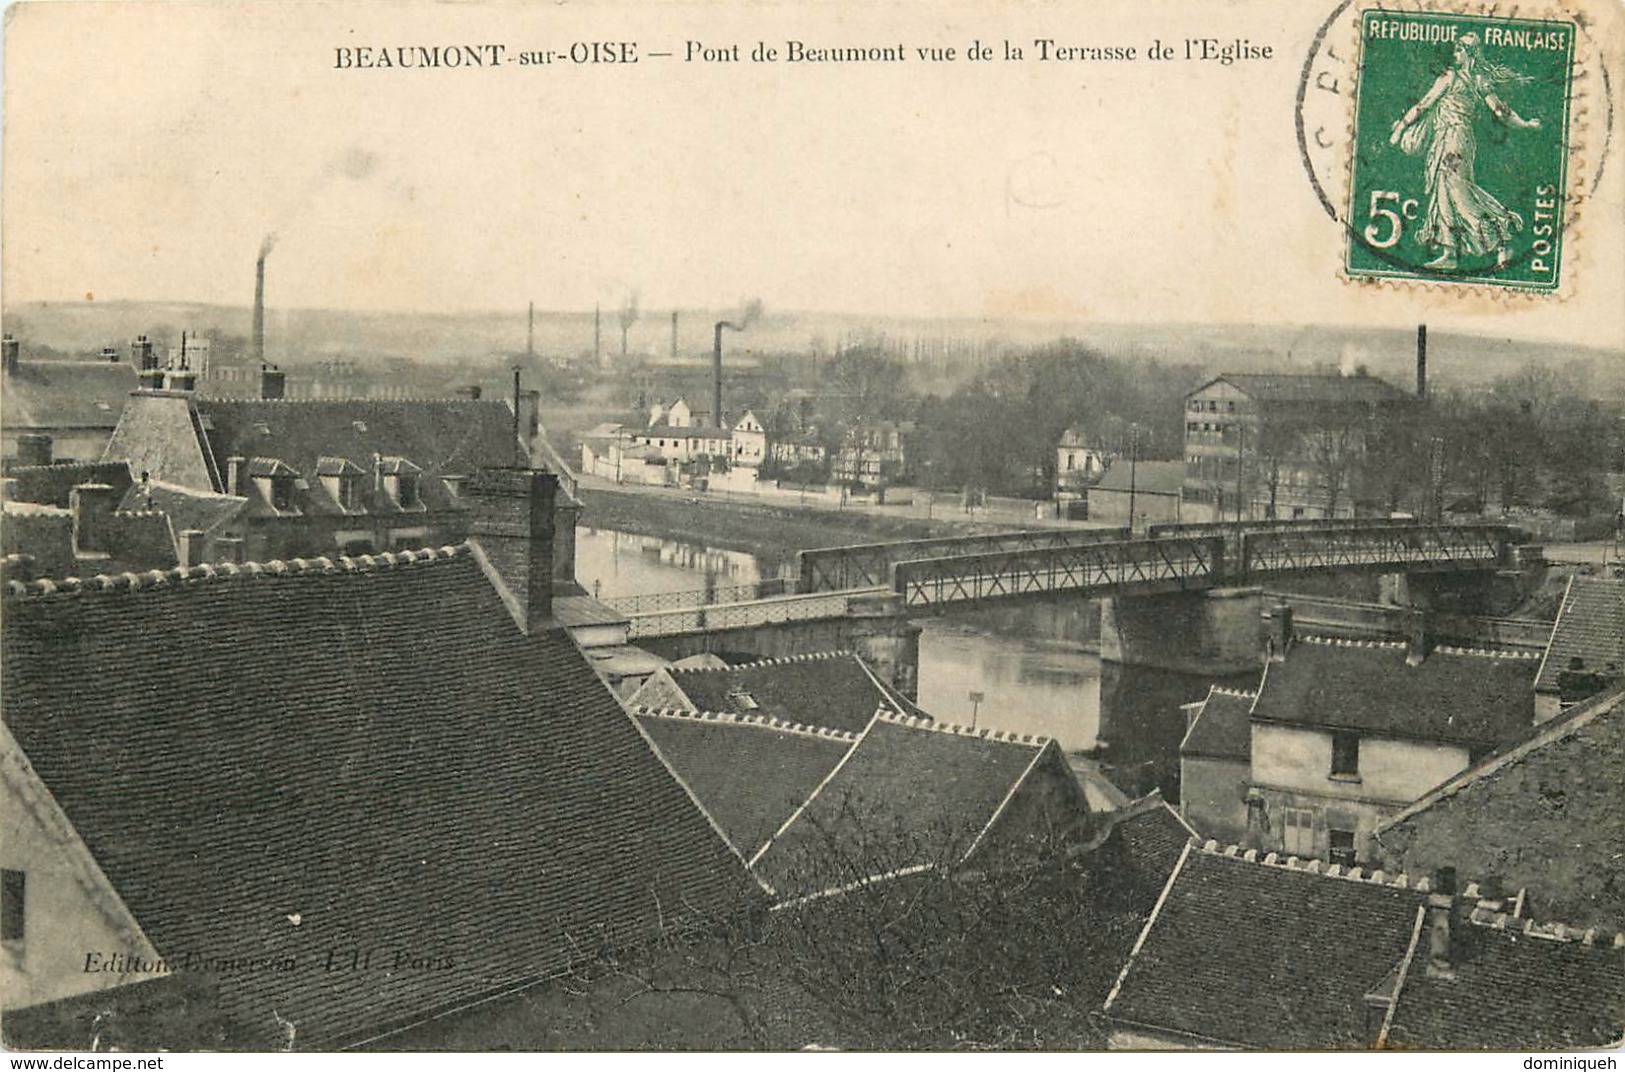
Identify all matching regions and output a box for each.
[577,483,1017,562]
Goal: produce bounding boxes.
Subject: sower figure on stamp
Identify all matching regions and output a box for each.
[1389,33,1542,271]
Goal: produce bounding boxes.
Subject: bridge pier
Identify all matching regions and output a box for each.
[1100,587,1265,676]
[634,593,922,700]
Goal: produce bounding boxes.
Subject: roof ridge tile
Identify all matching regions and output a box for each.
[630,703,859,742]
[3,543,470,600]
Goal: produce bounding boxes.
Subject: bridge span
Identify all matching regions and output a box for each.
[616,519,1541,689]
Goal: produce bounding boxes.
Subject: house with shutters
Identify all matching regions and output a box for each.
[1185,619,1539,865]
[0,469,752,1050]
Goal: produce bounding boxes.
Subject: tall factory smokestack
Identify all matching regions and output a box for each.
[713,322,725,431]
[252,252,267,364]
[671,311,679,363]
[1416,323,1428,398]
[527,302,535,360]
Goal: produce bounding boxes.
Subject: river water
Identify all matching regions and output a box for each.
[577,525,1252,799]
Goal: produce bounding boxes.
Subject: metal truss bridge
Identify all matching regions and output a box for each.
[622,519,1529,638]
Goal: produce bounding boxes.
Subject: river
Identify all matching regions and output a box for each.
[576,525,1254,799]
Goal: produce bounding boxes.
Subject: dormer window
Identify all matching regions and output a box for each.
[270,477,296,512]
[248,458,302,515]
[398,473,420,508]
[316,457,366,513]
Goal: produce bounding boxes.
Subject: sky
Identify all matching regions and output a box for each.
[3,0,1623,350]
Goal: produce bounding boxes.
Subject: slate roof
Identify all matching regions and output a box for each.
[1180,686,1254,760]
[1194,373,1415,406]
[1,547,750,1049]
[639,652,913,734]
[1095,460,1186,496]
[633,709,856,859]
[1,360,137,431]
[1373,687,1625,928]
[193,399,522,486]
[1251,637,1537,747]
[1535,576,1625,693]
[751,715,1085,899]
[1105,843,1625,1050]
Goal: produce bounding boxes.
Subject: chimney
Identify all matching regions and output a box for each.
[466,467,558,634]
[462,385,483,401]
[70,482,118,554]
[1416,324,1428,399]
[713,322,725,431]
[260,364,285,400]
[16,434,53,468]
[134,336,164,390]
[2,334,19,376]
[671,310,679,362]
[252,253,267,365]
[1406,607,1434,666]
[226,455,247,496]
[593,303,602,367]
[178,529,205,568]
[526,301,535,360]
[1265,601,1294,662]
[1426,866,1457,977]
[102,347,119,363]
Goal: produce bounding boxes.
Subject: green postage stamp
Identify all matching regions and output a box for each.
[1347,10,1574,289]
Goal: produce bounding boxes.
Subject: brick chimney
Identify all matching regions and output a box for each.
[1426,866,1458,977]
[1406,608,1434,666]
[70,483,118,555]
[16,434,53,468]
[260,365,286,400]
[2,334,19,377]
[102,347,120,363]
[178,529,205,568]
[226,456,247,496]
[466,467,557,634]
[133,336,164,390]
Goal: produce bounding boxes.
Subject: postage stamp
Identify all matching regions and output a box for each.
[1345,9,1575,289]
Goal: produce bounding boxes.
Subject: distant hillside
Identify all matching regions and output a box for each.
[4,300,1619,398]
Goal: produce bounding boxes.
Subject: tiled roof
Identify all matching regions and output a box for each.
[1106,792,1197,887]
[1535,576,1625,693]
[1195,373,1415,405]
[1251,637,1536,747]
[751,715,1086,899]
[5,461,135,508]
[118,479,245,537]
[1373,687,1625,929]
[651,652,911,734]
[2,547,749,1049]
[1,360,137,431]
[633,709,856,859]
[1105,842,1625,1050]
[1383,919,1625,1051]
[1180,687,1254,759]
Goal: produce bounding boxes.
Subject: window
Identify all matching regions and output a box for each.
[1331,731,1360,778]
[1329,829,1357,868]
[398,474,420,508]
[2,869,24,942]
[1283,807,1314,857]
[270,477,295,512]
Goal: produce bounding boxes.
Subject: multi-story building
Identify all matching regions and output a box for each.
[1181,372,1418,522]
